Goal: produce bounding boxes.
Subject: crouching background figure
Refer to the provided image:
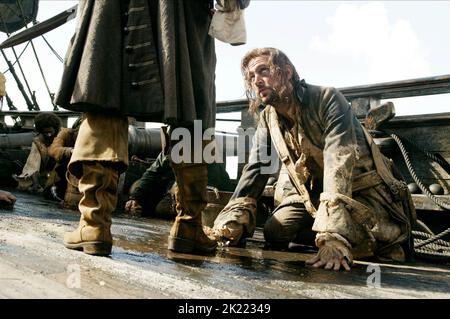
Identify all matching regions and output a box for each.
[15,112,61,197]
[209,47,416,271]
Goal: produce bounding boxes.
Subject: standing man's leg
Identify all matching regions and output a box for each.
[64,162,118,255]
[167,127,217,254]
[63,113,128,256]
[157,1,217,254]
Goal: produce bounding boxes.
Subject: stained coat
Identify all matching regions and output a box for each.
[214,82,416,258]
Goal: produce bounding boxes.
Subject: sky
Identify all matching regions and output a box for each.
[1,1,450,118]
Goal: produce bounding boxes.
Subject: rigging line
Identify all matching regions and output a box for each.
[0,9,34,110]
[29,40,55,111]
[5,92,17,110]
[16,0,52,111]
[0,8,38,110]
[40,35,63,63]
[1,41,30,74]
[391,133,450,210]
[11,46,38,106]
[1,49,34,110]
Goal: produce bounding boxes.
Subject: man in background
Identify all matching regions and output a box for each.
[15,112,61,196]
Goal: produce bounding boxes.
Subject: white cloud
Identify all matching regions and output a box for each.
[310,2,431,83]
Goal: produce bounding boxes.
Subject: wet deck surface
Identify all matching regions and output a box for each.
[1,190,450,299]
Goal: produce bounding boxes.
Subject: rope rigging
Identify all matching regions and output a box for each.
[389,132,450,260]
[0,0,66,111]
[1,41,30,74]
[29,40,53,110]
[16,0,55,110]
[11,46,40,110]
[40,34,64,63]
[391,133,450,210]
[0,4,36,110]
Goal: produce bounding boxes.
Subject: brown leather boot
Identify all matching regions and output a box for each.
[168,162,217,254]
[64,162,118,256]
[64,223,113,256]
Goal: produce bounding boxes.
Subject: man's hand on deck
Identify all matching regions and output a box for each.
[0,190,16,208]
[305,239,352,271]
[124,199,143,216]
[306,254,351,271]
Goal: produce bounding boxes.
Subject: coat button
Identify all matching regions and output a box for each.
[131,82,139,89]
[123,27,129,34]
[128,64,136,71]
[125,46,133,53]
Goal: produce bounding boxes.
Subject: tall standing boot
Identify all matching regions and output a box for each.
[167,162,217,253]
[64,162,118,256]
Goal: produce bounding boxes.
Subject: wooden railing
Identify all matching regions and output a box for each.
[217,73,450,117]
[2,73,449,128]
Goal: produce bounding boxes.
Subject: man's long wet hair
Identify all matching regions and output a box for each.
[241,47,301,115]
[34,112,62,134]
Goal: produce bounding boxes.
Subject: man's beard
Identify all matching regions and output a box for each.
[261,89,281,106]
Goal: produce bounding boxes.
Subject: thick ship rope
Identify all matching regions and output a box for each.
[390,133,450,259]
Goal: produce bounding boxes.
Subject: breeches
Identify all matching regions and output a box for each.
[263,195,316,248]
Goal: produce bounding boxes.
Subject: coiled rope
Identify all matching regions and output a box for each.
[390,133,450,210]
[390,133,450,260]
